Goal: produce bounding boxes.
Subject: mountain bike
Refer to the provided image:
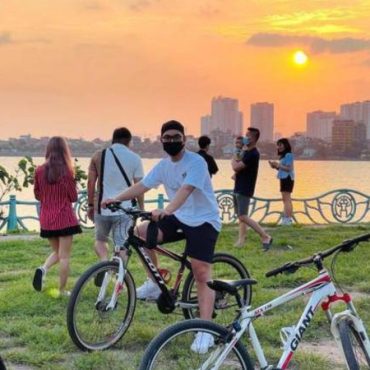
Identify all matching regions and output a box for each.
[139,232,370,370]
[67,203,252,351]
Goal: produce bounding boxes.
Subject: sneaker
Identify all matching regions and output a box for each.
[136,279,161,300]
[60,290,71,297]
[285,218,293,225]
[32,267,45,292]
[191,332,215,354]
[281,217,293,226]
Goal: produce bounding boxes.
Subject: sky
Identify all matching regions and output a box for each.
[1,0,370,139]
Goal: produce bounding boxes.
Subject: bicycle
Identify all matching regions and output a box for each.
[139,232,370,370]
[67,203,252,351]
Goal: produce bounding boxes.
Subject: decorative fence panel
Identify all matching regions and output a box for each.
[1,189,370,232]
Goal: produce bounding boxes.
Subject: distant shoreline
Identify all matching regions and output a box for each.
[0,152,368,161]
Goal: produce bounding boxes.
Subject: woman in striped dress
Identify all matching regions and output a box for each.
[33,137,82,296]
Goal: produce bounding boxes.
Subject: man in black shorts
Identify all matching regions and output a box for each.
[102,120,221,352]
[232,127,273,250]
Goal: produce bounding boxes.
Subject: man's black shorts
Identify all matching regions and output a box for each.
[280,176,294,193]
[157,215,219,263]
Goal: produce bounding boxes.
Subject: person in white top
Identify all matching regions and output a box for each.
[102,120,221,352]
[88,127,144,260]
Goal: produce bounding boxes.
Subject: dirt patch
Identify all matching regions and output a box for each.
[0,234,39,242]
[300,339,344,365]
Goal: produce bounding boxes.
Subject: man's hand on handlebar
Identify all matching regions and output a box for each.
[151,209,170,222]
[101,198,120,209]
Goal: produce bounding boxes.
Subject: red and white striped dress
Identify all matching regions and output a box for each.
[34,165,82,238]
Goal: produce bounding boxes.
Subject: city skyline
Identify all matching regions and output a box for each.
[1,1,370,139]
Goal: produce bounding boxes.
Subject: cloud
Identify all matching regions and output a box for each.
[0,32,50,46]
[0,32,13,45]
[128,0,159,11]
[246,33,370,54]
[265,8,357,29]
[83,1,105,11]
[198,4,220,18]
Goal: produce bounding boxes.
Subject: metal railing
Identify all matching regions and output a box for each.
[1,189,370,232]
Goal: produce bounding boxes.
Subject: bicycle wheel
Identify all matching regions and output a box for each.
[139,319,253,370]
[67,260,136,351]
[0,356,6,370]
[182,253,252,325]
[338,319,370,370]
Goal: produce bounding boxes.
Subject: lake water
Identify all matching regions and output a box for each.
[1,156,370,200]
[1,156,369,229]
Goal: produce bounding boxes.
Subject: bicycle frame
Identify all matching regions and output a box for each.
[212,269,370,370]
[100,222,196,312]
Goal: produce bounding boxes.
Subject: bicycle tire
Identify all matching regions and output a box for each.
[139,319,253,370]
[0,356,6,370]
[67,260,136,351]
[182,253,252,325]
[338,319,370,370]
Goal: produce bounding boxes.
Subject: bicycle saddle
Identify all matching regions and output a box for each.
[207,279,257,295]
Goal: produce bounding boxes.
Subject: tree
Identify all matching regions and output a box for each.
[0,157,87,219]
[0,157,36,203]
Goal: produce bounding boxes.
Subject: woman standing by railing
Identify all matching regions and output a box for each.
[33,136,82,296]
[269,138,295,225]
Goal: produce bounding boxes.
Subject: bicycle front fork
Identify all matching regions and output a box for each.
[328,302,370,357]
[95,256,127,311]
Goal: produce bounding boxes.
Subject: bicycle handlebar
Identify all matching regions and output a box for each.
[106,202,152,220]
[265,233,370,278]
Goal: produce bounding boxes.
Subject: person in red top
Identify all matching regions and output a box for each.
[33,136,82,296]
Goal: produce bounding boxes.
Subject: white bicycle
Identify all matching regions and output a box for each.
[139,233,370,370]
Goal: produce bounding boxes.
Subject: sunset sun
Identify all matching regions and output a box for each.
[293,50,308,65]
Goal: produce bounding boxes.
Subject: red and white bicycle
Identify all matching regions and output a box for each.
[140,233,370,370]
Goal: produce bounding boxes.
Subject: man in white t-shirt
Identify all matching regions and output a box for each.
[88,127,144,260]
[102,120,221,353]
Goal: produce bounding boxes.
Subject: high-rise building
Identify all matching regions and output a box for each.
[332,119,367,151]
[340,100,370,140]
[200,115,212,136]
[250,102,274,142]
[362,101,370,140]
[200,96,243,136]
[306,111,337,142]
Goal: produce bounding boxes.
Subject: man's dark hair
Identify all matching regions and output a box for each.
[247,127,260,142]
[112,127,132,145]
[161,120,185,136]
[198,135,211,149]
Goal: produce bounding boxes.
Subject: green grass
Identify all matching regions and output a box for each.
[1,224,370,369]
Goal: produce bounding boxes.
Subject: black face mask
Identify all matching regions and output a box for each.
[162,142,184,156]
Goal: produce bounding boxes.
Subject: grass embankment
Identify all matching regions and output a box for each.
[1,224,370,369]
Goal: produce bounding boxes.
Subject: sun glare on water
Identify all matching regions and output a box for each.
[293,50,308,65]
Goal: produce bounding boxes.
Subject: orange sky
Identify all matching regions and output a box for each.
[1,0,370,139]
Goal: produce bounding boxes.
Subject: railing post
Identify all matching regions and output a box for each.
[7,195,18,232]
[157,194,164,209]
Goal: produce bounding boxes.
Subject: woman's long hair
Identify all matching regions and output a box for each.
[277,138,292,159]
[44,137,74,184]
